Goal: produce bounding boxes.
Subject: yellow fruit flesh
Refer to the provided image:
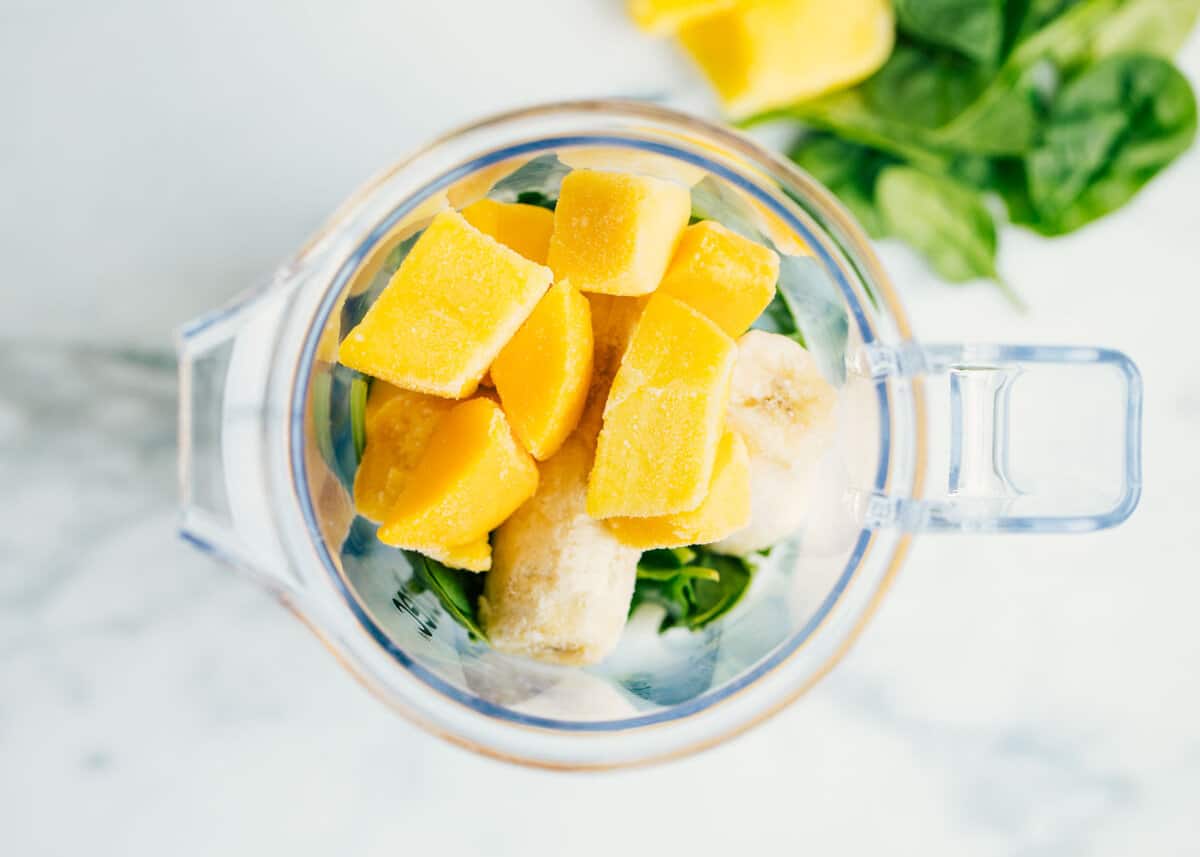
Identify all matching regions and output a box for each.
[363,380,406,430]
[548,169,691,296]
[377,398,538,564]
[629,0,735,34]
[659,220,780,337]
[461,198,555,265]
[348,192,449,297]
[492,281,594,460]
[352,390,454,523]
[577,293,649,443]
[587,293,736,518]
[607,430,751,548]
[679,0,895,117]
[338,210,552,398]
[421,537,492,573]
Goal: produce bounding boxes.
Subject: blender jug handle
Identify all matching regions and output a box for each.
[857,342,1142,533]
[178,286,300,594]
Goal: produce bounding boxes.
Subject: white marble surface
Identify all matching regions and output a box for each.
[3,2,1200,854]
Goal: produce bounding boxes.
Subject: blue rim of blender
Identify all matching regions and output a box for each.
[290,135,892,732]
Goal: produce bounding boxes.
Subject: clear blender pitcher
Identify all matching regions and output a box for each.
[178,101,1141,769]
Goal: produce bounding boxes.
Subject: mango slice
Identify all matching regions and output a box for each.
[659,220,780,337]
[587,293,736,518]
[377,398,538,566]
[339,210,552,398]
[577,293,649,442]
[606,430,751,548]
[422,537,493,573]
[679,0,894,117]
[492,281,594,460]
[363,380,407,430]
[547,169,691,296]
[353,389,454,523]
[461,198,555,265]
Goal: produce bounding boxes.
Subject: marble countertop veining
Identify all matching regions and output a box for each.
[3,3,1200,855]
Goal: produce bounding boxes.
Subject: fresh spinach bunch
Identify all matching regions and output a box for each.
[752,0,1198,297]
[631,547,754,632]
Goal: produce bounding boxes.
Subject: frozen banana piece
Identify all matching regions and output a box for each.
[713,330,837,555]
[480,436,640,666]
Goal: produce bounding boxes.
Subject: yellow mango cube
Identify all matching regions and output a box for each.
[577,294,649,443]
[492,281,594,460]
[679,0,894,117]
[339,210,552,398]
[363,380,407,430]
[607,430,751,548]
[629,0,735,34]
[547,169,691,296]
[353,389,454,523]
[587,293,736,518]
[461,198,555,265]
[377,398,538,565]
[422,537,492,573]
[659,220,780,337]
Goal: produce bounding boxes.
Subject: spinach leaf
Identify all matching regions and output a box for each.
[875,166,1004,286]
[1089,0,1200,61]
[409,552,487,640]
[1022,53,1197,235]
[789,133,893,237]
[349,376,368,461]
[636,564,720,583]
[637,547,698,573]
[862,42,993,128]
[895,0,1008,66]
[487,154,571,203]
[630,547,754,632]
[515,190,557,210]
[684,551,754,630]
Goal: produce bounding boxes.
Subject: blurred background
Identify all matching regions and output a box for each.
[3,1,1199,854]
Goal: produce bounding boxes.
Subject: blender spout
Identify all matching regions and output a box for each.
[177,286,302,595]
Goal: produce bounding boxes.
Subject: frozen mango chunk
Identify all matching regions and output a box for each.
[377,398,538,566]
[547,170,691,296]
[577,294,649,443]
[679,0,894,117]
[338,210,552,398]
[629,0,735,34]
[492,281,593,460]
[461,198,555,264]
[659,220,779,337]
[607,430,750,548]
[363,380,408,431]
[353,389,454,522]
[422,537,492,573]
[587,293,736,518]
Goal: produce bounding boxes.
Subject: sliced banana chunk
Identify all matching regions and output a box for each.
[712,330,837,555]
[480,436,640,666]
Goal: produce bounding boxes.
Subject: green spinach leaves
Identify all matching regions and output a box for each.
[631,547,754,632]
[1023,53,1197,234]
[749,0,1198,297]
